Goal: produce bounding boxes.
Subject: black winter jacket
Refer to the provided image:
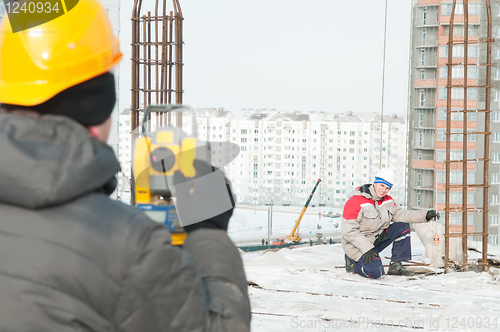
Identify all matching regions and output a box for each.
[0,111,251,331]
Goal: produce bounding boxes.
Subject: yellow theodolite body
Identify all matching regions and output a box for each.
[132,106,211,245]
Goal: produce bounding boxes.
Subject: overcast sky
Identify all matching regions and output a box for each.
[119,0,412,115]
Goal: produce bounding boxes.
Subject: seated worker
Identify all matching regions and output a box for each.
[0,1,250,330]
[341,169,439,278]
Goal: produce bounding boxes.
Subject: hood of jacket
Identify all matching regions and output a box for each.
[347,183,381,202]
[0,111,121,209]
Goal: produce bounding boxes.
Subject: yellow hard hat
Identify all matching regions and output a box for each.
[0,0,122,106]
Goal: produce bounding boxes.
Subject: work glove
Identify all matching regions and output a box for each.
[173,159,235,233]
[373,230,390,247]
[362,248,379,264]
[425,210,440,222]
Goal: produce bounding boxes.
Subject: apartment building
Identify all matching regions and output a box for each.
[117,109,408,208]
[408,0,500,245]
[198,110,408,208]
[116,108,133,201]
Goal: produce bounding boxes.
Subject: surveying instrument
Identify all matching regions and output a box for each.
[131,104,211,245]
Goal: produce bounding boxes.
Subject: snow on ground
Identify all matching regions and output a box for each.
[230,205,500,331]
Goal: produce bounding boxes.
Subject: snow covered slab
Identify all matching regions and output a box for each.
[243,243,500,332]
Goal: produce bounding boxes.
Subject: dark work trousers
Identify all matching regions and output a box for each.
[352,222,411,279]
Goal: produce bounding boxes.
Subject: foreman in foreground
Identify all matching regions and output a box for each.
[0,1,250,330]
[342,169,439,279]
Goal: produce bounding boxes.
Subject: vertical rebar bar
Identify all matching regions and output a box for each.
[173,0,183,128]
[147,11,152,119]
[131,0,142,132]
[154,2,159,111]
[462,0,469,271]
[143,15,149,128]
[168,10,174,123]
[159,5,166,108]
[483,0,492,271]
[445,0,456,273]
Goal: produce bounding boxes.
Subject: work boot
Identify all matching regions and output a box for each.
[387,261,415,276]
[345,254,354,273]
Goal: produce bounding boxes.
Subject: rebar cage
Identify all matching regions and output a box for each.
[445,0,492,272]
[131,0,183,132]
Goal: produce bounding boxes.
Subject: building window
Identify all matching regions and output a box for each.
[492,195,500,204]
[489,236,499,245]
[437,108,446,121]
[441,66,478,79]
[438,88,446,99]
[442,3,463,15]
[493,111,500,121]
[492,174,500,184]
[420,90,425,107]
[437,129,446,141]
[442,4,451,15]
[420,69,425,79]
[439,66,448,79]
[495,70,500,80]
[493,132,500,142]
[469,3,481,15]
[467,45,479,58]
[439,87,478,100]
[439,43,476,58]
[493,153,500,163]
[420,49,425,66]
[440,45,448,58]
[437,191,474,204]
[423,8,427,24]
[491,215,499,225]
[422,28,426,45]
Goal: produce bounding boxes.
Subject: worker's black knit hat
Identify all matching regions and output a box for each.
[2,72,116,127]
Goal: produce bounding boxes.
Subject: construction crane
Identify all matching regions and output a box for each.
[286,179,321,243]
